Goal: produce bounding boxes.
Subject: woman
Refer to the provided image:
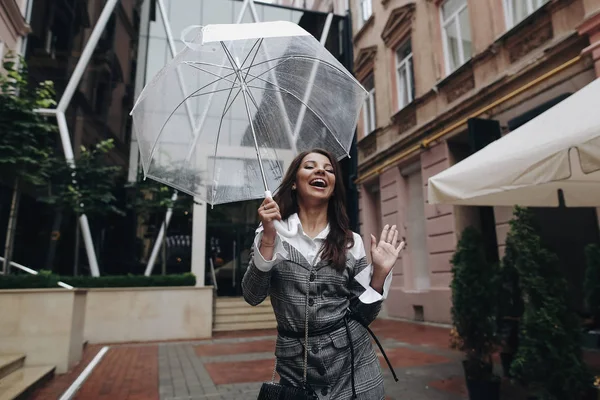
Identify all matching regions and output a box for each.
[242,149,403,400]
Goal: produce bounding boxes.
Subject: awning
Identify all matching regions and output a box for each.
[427,77,600,207]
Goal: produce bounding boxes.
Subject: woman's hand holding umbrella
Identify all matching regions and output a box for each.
[257,197,281,260]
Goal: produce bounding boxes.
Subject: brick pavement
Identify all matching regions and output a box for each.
[30,318,564,400]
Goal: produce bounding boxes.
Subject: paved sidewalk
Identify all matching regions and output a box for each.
[30,319,471,400]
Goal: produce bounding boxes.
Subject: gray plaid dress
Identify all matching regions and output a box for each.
[242,231,386,400]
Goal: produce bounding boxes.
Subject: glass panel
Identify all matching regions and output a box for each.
[363,74,374,91]
[459,8,472,61]
[169,0,202,40]
[441,0,466,21]
[397,63,408,108]
[146,38,168,85]
[369,90,376,131]
[204,0,234,24]
[511,0,529,25]
[444,19,460,71]
[361,0,372,21]
[396,42,412,62]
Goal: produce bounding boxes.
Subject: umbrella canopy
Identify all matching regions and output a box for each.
[427,77,600,207]
[131,21,366,205]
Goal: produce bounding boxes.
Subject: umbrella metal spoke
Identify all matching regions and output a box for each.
[243,39,263,82]
[239,38,263,72]
[189,85,243,98]
[148,69,239,164]
[183,61,236,71]
[241,55,353,81]
[184,64,239,85]
[244,74,347,156]
[220,41,270,192]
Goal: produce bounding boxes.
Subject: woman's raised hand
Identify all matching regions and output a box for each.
[370,224,405,275]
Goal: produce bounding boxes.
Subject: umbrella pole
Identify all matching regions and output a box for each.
[241,85,270,194]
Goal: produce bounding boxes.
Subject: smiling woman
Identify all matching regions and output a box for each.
[242,148,405,400]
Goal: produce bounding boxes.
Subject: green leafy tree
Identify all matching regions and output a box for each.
[41,139,124,217]
[0,53,58,273]
[509,207,591,400]
[584,244,600,328]
[451,227,499,381]
[39,139,124,274]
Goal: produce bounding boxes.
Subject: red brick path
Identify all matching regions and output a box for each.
[29,345,158,400]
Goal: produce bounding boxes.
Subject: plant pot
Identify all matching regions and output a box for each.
[461,360,500,400]
[500,352,514,378]
[582,330,600,349]
[465,378,501,400]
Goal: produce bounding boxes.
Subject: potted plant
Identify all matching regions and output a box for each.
[508,207,591,399]
[451,227,501,400]
[583,244,600,349]
[496,220,525,377]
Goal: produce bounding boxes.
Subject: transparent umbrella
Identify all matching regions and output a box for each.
[131,21,366,208]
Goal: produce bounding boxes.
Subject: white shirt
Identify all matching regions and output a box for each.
[252,213,393,304]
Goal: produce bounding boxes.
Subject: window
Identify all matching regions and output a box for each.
[359,0,372,26]
[440,0,472,74]
[362,74,376,136]
[0,41,4,60]
[395,41,414,110]
[504,0,549,28]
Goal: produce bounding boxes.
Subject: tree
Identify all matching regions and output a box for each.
[39,139,124,274]
[584,244,600,329]
[450,227,499,383]
[0,53,57,273]
[509,207,591,400]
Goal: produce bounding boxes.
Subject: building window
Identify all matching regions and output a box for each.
[440,0,472,74]
[359,0,373,26]
[363,74,376,136]
[0,41,4,59]
[395,41,414,110]
[504,0,549,29]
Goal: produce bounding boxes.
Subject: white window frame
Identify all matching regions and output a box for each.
[395,41,414,111]
[440,0,471,75]
[503,0,549,29]
[0,41,5,60]
[358,0,373,27]
[362,75,376,136]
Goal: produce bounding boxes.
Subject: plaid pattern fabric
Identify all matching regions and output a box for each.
[242,238,385,400]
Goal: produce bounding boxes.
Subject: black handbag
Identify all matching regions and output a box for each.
[258,274,316,400]
[257,382,316,400]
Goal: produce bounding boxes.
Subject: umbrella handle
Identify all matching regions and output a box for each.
[265,191,299,238]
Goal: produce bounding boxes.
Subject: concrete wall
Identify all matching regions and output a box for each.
[83,286,214,344]
[0,289,86,373]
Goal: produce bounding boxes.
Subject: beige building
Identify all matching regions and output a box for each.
[0,0,30,57]
[351,0,600,323]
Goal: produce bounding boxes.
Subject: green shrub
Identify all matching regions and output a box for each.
[0,273,196,289]
[584,244,600,327]
[509,207,591,400]
[451,227,499,380]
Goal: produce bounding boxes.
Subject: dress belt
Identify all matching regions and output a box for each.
[277,310,399,399]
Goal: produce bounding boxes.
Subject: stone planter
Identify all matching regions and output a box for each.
[83,286,214,344]
[0,289,87,373]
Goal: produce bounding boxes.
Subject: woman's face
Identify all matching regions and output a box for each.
[294,152,336,204]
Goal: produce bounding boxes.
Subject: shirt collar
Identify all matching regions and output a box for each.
[288,213,330,240]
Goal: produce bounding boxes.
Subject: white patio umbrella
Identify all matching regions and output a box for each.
[427,77,600,207]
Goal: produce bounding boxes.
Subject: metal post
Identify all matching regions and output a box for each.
[156,0,196,133]
[247,0,297,152]
[292,13,334,138]
[35,0,120,276]
[144,191,178,276]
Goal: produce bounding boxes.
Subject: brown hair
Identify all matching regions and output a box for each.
[273,148,354,270]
